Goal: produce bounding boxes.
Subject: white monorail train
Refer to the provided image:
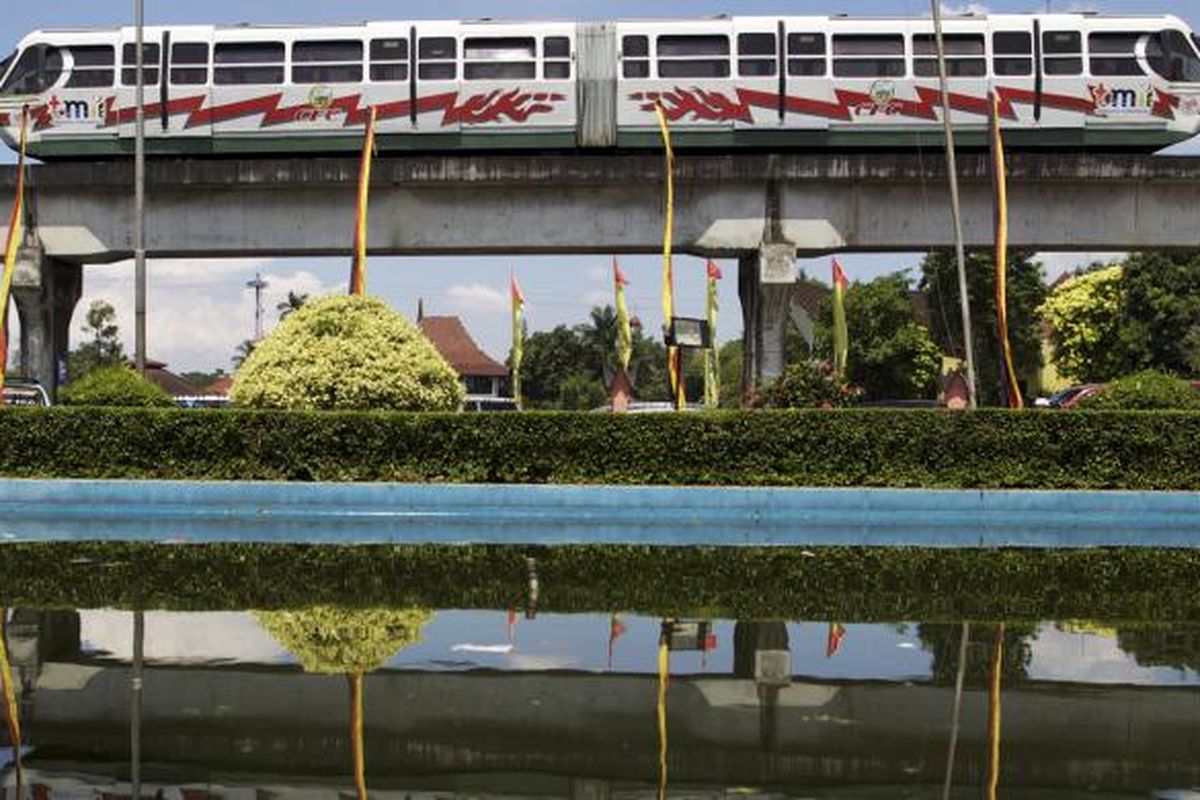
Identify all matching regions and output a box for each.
[1,13,1199,158]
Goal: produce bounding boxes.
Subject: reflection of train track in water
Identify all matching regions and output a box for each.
[0,13,1199,158]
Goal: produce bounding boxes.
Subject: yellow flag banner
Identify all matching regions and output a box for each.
[703,260,721,408]
[614,258,632,372]
[349,106,377,296]
[510,271,525,409]
[0,608,23,797]
[653,101,684,409]
[990,93,1023,409]
[657,629,670,800]
[0,110,29,403]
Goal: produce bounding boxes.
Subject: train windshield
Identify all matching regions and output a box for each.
[1146,30,1200,82]
[0,45,63,95]
[0,51,14,84]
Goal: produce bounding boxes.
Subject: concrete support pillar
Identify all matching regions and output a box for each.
[738,243,797,397]
[11,247,82,398]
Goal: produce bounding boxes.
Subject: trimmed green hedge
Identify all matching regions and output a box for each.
[0,407,1199,488]
[3,543,1199,622]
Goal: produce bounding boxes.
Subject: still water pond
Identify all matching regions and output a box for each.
[4,608,1200,798]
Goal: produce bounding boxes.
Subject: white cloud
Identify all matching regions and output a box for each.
[586,263,611,283]
[445,282,508,313]
[75,258,338,373]
[940,2,990,15]
[581,289,611,307]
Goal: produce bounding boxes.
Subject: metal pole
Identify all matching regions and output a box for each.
[940,621,971,800]
[133,0,147,373]
[931,0,979,408]
[246,272,269,340]
[131,610,144,799]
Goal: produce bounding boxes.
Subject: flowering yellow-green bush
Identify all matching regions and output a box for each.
[256,606,433,674]
[231,295,464,411]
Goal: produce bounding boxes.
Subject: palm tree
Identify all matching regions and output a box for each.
[575,305,620,385]
[232,339,256,368]
[276,291,309,320]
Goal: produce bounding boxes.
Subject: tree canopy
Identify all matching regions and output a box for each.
[257,606,433,674]
[231,295,463,412]
[67,300,125,381]
[1037,265,1125,384]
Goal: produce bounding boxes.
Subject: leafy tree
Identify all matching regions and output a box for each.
[518,325,590,409]
[231,295,463,411]
[276,290,309,320]
[764,359,860,408]
[1078,369,1200,410]
[58,365,173,407]
[575,305,620,384]
[558,372,608,410]
[718,339,744,407]
[67,300,125,380]
[1116,251,1200,376]
[920,250,1046,406]
[816,272,941,400]
[1037,265,1125,383]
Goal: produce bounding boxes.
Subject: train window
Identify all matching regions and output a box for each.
[370,38,408,82]
[65,45,114,88]
[656,34,730,78]
[464,37,535,80]
[171,43,208,85]
[787,33,826,77]
[832,35,904,78]
[121,42,160,86]
[544,36,571,79]
[418,37,456,81]
[293,40,363,84]
[0,52,13,82]
[992,31,1032,76]
[738,33,776,77]
[913,33,984,77]
[1147,30,1200,82]
[622,35,649,78]
[214,41,285,85]
[0,46,63,95]
[1043,30,1082,75]
[1088,33,1144,77]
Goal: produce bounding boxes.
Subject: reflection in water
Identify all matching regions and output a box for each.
[3,609,1200,798]
[255,607,433,800]
[0,609,23,798]
[986,623,1004,800]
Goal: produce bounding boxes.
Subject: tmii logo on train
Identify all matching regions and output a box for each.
[1088,83,1156,114]
[46,95,108,125]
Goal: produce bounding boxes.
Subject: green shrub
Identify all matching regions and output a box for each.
[765,360,861,408]
[2,407,1200,490]
[1080,369,1200,410]
[256,606,432,673]
[58,365,173,407]
[231,294,464,412]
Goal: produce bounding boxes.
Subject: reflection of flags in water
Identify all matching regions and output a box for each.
[0,111,29,403]
[607,614,627,669]
[657,623,671,800]
[614,259,632,372]
[704,260,722,408]
[507,608,518,643]
[1,608,24,796]
[826,622,846,658]
[349,105,377,296]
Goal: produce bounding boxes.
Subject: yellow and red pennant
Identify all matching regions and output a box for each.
[703,260,722,408]
[990,93,1022,409]
[0,110,29,403]
[653,101,686,410]
[825,622,846,658]
[832,259,849,378]
[349,106,377,296]
[510,270,525,409]
[614,258,633,373]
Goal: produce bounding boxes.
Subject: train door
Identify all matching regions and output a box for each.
[911,19,990,138]
[1038,20,1090,136]
[413,21,460,138]
[43,39,118,156]
[115,27,164,151]
[152,28,214,154]
[986,18,1038,136]
[733,18,782,133]
[826,21,910,141]
[614,20,736,140]
[363,21,416,140]
[288,33,369,150]
[779,23,832,137]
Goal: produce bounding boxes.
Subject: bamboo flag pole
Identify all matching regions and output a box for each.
[653,101,685,410]
[349,106,377,295]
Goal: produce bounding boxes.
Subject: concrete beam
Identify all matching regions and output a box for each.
[1,153,1199,262]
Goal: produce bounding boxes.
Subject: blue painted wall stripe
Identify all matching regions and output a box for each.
[0,479,1196,547]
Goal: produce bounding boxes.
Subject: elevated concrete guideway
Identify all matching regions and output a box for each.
[3,152,1200,260]
[3,151,1200,393]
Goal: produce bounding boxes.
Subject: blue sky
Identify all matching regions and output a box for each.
[3,1,1198,373]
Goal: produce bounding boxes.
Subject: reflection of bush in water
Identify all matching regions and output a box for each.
[918,623,1037,686]
[1117,624,1200,673]
[256,606,433,674]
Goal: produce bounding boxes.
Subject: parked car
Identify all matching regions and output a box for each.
[463,395,519,412]
[2,378,51,407]
[1034,384,1103,409]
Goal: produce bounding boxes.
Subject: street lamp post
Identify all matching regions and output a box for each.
[133,0,147,374]
[246,272,269,341]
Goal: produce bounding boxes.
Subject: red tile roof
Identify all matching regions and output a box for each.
[418,316,508,378]
[204,375,234,396]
